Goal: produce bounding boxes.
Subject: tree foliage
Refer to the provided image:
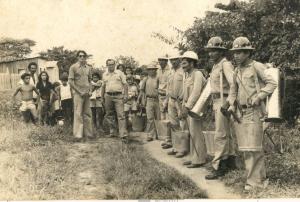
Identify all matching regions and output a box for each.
[179,0,300,124]
[115,55,139,70]
[39,46,88,74]
[0,38,36,62]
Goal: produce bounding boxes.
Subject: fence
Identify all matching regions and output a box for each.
[0,73,20,90]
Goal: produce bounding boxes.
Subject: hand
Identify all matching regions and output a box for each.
[251,96,261,106]
[181,106,189,119]
[227,105,236,113]
[123,96,128,103]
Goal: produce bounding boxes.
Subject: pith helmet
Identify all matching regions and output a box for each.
[230,37,255,51]
[147,62,159,69]
[181,51,198,61]
[158,54,169,60]
[169,52,181,60]
[205,36,227,50]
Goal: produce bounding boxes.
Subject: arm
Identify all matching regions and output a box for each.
[185,71,206,109]
[12,86,21,100]
[68,65,83,96]
[33,86,40,104]
[223,61,236,106]
[255,63,277,100]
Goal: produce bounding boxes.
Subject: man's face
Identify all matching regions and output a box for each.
[92,75,99,82]
[181,58,192,72]
[147,69,157,77]
[62,80,68,86]
[24,76,30,84]
[29,65,37,74]
[208,49,223,63]
[234,50,250,66]
[170,58,180,69]
[107,60,116,72]
[78,53,87,63]
[158,59,168,68]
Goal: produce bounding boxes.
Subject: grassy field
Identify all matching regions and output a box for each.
[0,90,206,200]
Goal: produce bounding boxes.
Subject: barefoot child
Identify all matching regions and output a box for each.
[13,72,40,123]
[90,72,104,130]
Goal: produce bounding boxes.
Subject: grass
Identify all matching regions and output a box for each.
[0,90,206,200]
[221,124,300,198]
[99,141,207,199]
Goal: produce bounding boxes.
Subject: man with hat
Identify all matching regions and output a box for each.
[229,37,276,191]
[157,54,172,120]
[204,37,237,180]
[139,63,160,141]
[181,51,207,168]
[161,53,184,153]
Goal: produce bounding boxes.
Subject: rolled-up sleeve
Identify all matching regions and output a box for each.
[223,61,236,104]
[185,71,206,109]
[255,64,277,100]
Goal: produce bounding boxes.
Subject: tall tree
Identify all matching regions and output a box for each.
[0,38,36,62]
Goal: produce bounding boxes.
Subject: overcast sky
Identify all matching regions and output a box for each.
[0,0,230,66]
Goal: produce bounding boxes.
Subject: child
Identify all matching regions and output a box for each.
[58,75,73,124]
[124,75,139,131]
[36,71,56,125]
[90,72,104,131]
[13,72,40,123]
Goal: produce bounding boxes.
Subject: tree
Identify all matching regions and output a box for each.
[0,38,36,62]
[177,0,300,124]
[114,55,139,70]
[39,46,91,75]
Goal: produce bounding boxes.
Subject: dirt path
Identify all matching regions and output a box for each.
[142,136,241,199]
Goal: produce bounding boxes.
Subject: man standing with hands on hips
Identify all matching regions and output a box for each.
[68,50,94,142]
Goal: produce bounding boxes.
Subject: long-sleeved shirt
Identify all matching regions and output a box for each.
[157,66,172,95]
[183,69,206,109]
[231,60,277,105]
[167,67,184,100]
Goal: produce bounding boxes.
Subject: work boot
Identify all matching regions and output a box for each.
[205,169,225,180]
[162,144,172,149]
[187,163,205,168]
[167,150,176,155]
[161,142,167,147]
[175,152,185,158]
[183,160,192,166]
[146,137,153,142]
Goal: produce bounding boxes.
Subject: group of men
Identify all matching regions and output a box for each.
[60,36,277,192]
[135,36,277,192]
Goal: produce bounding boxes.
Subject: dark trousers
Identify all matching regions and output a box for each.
[91,107,104,129]
[61,99,73,124]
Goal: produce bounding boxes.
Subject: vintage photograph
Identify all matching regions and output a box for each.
[0,0,299,200]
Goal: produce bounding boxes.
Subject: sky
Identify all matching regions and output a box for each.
[0,0,230,66]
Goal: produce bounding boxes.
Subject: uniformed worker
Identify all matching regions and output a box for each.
[204,37,237,180]
[181,51,207,167]
[161,53,184,154]
[139,63,160,142]
[229,37,277,191]
[157,55,172,120]
[68,50,94,141]
[102,59,129,140]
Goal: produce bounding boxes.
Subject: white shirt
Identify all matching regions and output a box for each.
[60,83,72,100]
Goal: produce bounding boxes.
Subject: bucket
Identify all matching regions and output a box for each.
[234,121,263,151]
[173,130,190,154]
[132,115,146,132]
[203,131,215,156]
[155,120,171,140]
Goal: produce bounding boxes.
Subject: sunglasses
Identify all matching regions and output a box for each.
[78,55,86,58]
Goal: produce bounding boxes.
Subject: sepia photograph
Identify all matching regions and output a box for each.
[0,0,299,200]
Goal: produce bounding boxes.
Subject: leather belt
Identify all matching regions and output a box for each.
[146,95,158,99]
[240,105,253,109]
[211,93,228,99]
[106,92,122,96]
[158,92,166,96]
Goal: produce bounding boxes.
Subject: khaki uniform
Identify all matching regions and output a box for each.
[183,70,207,165]
[231,60,277,187]
[68,62,93,138]
[141,76,160,139]
[157,66,172,120]
[210,58,236,170]
[166,67,184,145]
[102,70,128,137]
